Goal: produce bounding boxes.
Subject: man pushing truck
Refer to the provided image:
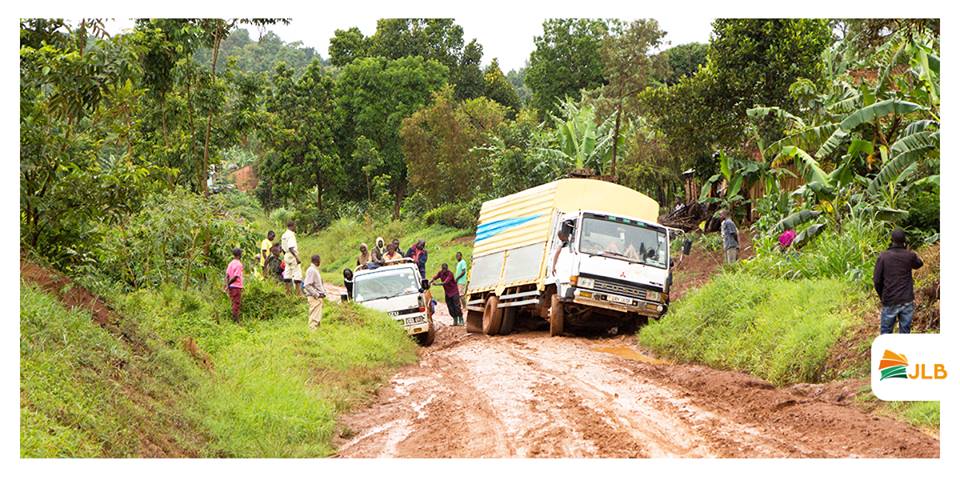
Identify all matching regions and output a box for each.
[463,178,673,336]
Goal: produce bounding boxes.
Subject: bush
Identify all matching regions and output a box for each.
[219,191,263,223]
[423,201,480,229]
[96,188,259,290]
[269,207,295,226]
[902,184,940,244]
[638,272,865,385]
[741,218,887,290]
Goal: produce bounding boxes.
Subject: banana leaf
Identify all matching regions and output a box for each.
[817,99,924,159]
[779,146,829,185]
[794,223,826,246]
[775,210,821,232]
[868,131,939,194]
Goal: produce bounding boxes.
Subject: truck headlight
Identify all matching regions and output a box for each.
[646,291,662,302]
[577,277,595,289]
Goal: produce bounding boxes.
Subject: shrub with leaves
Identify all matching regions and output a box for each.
[98,187,258,290]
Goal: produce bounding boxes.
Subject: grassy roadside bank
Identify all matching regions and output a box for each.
[21,265,418,457]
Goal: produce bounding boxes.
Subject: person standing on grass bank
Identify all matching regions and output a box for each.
[432,263,464,326]
[281,221,303,294]
[266,244,284,281]
[874,228,924,334]
[720,210,739,264]
[261,230,275,269]
[455,251,468,313]
[225,248,244,322]
[303,254,327,329]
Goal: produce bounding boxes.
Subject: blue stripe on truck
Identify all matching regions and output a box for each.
[475,214,542,242]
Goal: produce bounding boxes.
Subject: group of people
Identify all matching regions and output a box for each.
[226,221,328,329]
[346,237,469,327]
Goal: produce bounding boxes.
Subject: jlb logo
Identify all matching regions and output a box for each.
[878,349,947,381]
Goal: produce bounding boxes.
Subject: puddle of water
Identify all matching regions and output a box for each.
[592,346,670,365]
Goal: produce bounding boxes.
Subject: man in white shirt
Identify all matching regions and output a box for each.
[281,220,303,294]
[303,254,327,329]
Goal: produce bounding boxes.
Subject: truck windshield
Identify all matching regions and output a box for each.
[579,215,668,269]
[354,268,420,302]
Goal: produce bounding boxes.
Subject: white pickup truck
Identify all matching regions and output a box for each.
[352,261,436,346]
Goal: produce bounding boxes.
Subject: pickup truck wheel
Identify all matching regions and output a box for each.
[418,320,436,346]
[499,307,516,335]
[482,295,503,335]
[549,294,564,337]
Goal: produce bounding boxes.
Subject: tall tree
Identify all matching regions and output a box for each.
[599,19,668,176]
[658,42,707,85]
[525,19,611,116]
[328,27,370,67]
[401,85,507,207]
[334,56,448,217]
[483,59,521,115]
[259,60,341,212]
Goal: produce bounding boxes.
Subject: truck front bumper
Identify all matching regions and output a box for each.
[570,288,666,317]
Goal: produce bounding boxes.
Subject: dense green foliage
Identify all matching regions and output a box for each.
[525,19,612,116]
[639,273,864,385]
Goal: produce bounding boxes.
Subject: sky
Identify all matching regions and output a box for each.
[105,16,714,72]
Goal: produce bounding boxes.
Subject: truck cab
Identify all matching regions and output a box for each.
[549,211,671,325]
[352,261,436,346]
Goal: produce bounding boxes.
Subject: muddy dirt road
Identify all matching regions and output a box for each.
[335,320,939,458]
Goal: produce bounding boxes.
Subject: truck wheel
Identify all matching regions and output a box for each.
[482,295,503,335]
[499,307,516,335]
[549,294,564,337]
[418,320,436,347]
[466,307,483,333]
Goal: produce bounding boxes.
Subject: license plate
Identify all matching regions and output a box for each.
[607,294,634,305]
[402,317,424,326]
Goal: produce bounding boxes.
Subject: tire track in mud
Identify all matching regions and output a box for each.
[335,328,939,458]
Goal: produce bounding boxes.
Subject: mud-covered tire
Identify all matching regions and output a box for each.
[549,294,564,337]
[465,305,484,333]
[417,320,436,346]
[482,295,503,335]
[499,307,516,335]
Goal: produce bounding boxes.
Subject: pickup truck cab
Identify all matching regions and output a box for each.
[352,260,436,346]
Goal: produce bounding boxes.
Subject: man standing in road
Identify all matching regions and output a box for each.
[303,254,327,329]
[720,211,739,264]
[224,248,244,322]
[874,228,924,334]
[281,221,303,294]
[455,251,468,313]
[432,263,464,326]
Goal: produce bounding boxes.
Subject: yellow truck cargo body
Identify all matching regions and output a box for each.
[468,179,659,295]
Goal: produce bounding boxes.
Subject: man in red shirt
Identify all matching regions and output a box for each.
[225,248,244,322]
[431,263,463,326]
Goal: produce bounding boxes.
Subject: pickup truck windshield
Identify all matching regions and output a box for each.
[579,215,668,269]
[354,268,420,302]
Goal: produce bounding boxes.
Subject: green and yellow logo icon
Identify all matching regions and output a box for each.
[879,350,909,380]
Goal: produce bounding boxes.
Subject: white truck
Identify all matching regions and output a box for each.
[464,178,672,336]
[352,260,437,346]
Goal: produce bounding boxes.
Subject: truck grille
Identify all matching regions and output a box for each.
[593,279,645,298]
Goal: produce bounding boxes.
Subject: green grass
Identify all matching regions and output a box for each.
[22,272,418,458]
[290,217,473,299]
[20,283,209,457]
[198,301,417,457]
[638,272,866,386]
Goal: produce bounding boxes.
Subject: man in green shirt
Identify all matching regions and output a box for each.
[455,251,468,318]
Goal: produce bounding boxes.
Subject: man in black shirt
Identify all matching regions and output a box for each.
[873,229,924,334]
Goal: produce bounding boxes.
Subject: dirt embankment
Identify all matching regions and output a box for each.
[336,327,938,458]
